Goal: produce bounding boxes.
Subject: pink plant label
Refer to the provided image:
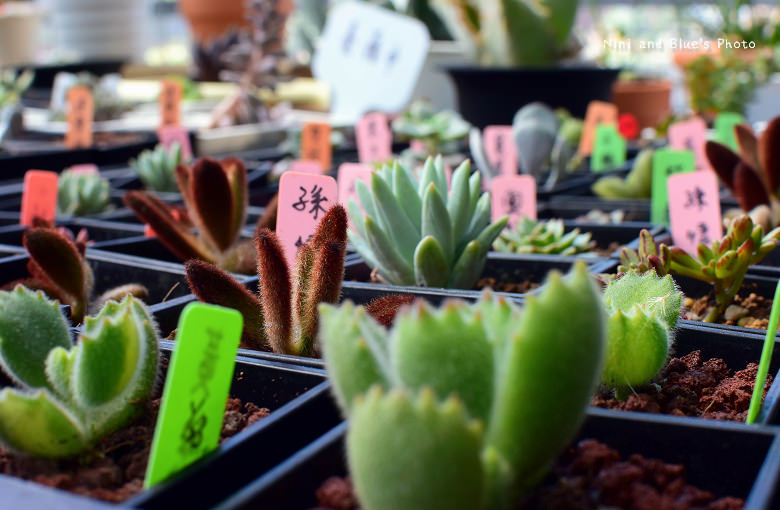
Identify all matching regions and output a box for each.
[277,172,338,265]
[356,112,392,163]
[337,163,373,208]
[490,174,536,227]
[289,160,324,175]
[668,117,709,171]
[67,164,99,175]
[410,139,425,153]
[667,171,722,254]
[21,170,58,226]
[483,126,517,175]
[158,125,193,160]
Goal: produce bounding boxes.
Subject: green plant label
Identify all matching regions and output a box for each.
[650,148,696,226]
[144,302,243,488]
[714,112,744,152]
[591,124,626,172]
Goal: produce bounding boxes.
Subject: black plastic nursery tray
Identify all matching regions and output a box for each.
[0,352,339,510]
[0,219,144,248]
[211,413,780,510]
[540,196,651,226]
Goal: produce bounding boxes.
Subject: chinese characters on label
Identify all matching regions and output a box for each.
[277,172,338,264]
[490,174,536,227]
[356,112,392,163]
[65,86,93,149]
[159,79,182,128]
[591,124,627,172]
[301,123,332,173]
[668,117,709,171]
[668,171,722,254]
[21,170,58,226]
[483,126,517,176]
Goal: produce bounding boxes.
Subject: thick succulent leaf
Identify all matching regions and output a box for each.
[191,158,236,251]
[371,172,421,261]
[429,0,481,60]
[364,216,415,285]
[256,229,293,354]
[0,388,86,459]
[448,160,472,243]
[348,388,484,510]
[413,236,450,287]
[123,191,215,264]
[310,204,348,248]
[72,297,159,436]
[418,157,438,196]
[393,165,423,228]
[221,157,249,243]
[512,104,558,179]
[602,308,669,389]
[348,230,383,274]
[433,155,448,198]
[475,216,509,254]
[602,270,682,330]
[468,171,482,216]
[484,263,604,501]
[348,198,368,240]
[318,302,391,413]
[448,240,485,290]
[0,286,71,390]
[355,179,379,221]
[734,162,770,211]
[481,0,557,65]
[44,346,74,401]
[460,193,491,246]
[391,300,493,421]
[185,260,266,350]
[90,284,149,314]
[758,116,780,195]
[470,128,497,183]
[422,183,454,262]
[540,0,578,47]
[705,141,740,191]
[291,244,315,350]
[735,124,761,177]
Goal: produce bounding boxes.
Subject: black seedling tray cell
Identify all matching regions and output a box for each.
[0,220,143,247]
[212,412,780,510]
[540,196,651,225]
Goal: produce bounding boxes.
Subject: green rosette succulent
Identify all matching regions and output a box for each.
[129,142,184,192]
[493,217,595,255]
[56,168,111,217]
[318,261,605,510]
[0,287,159,458]
[348,156,508,289]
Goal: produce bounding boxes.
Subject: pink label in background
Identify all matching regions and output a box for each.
[668,117,709,171]
[157,125,193,160]
[490,174,536,226]
[67,164,99,175]
[289,160,324,175]
[356,113,392,163]
[483,126,517,175]
[338,163,373,208]
[667,171,722,254]
[277,172,338,265]
[21,170,58,226]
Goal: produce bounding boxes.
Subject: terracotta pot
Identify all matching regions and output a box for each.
[611,79,672,130]
[179,0,249,42]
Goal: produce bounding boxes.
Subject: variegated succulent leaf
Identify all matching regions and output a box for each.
[493,217,595,255]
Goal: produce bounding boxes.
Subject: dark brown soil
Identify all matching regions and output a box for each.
[310,439,743,510]
[0,397,269,503]
[592,350,771,421]
[476,277,540,293]
[683,290,775,330]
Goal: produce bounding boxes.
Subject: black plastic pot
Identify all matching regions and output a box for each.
[212,411,780,510]
[0,219,144,248]
[446,66,621,128]
[541,195,652,224]
[0,351,339,510]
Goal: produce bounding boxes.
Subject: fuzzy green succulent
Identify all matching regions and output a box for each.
[129,143,184,192]
[318,261,605,510]
[493,218,595,256]
[0,287,159,459]
[592,148,654,200]
[56,168,111,217]
[347,156,508,289]
[601,270,682,399]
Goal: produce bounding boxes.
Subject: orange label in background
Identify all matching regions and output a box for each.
[301,123,332,173]
[21,170,58,226]
[65,86,93,149]
[159,79,182,128]
[578,100,618,156]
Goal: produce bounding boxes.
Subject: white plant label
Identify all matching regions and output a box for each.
[313,1,430,122]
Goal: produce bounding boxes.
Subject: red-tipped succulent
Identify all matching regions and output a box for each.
[706,117,780,225]
[185,205,349,357]
[2,228,147,323]
[123,157,260,274]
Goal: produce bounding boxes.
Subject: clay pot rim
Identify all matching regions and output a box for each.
[612,79,673,93]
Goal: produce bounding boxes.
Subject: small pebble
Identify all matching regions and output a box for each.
[724,304,748,322]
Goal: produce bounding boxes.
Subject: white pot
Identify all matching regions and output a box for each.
[0,3,43,66]
[410,40,474,112]
[42,0,148,61]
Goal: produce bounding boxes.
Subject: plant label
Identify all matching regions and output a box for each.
[338,162,373,209]
[668,117,709,171]
[290,160,324,175]
[312,1,430,122]
[67,164,99,175]
[714,112,744,152]
[158,125,193,160]
[483,126,517,175]
[277,172,338,265]
[159,79,182,128]
[579,100,618,156]
[356,112,392,163]
[667,171,722,254]
[650,148,696,226]
[144,302,242,488]
[301,122,332,172]
[21,170,58,226]
[490,174,536,227]
[618,112,640,140]
[65,86,93,149]
[591,124,627,172]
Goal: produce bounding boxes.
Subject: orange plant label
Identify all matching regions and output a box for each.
[578,100,618,156]
[65,86,93,149]
[21,170,58,226]
[301,123,332,172]
[159,79,182,128]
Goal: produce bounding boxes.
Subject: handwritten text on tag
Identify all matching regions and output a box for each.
[668,171,722,254]
[65,86,93,149]
[301,123,332,173]
[668,117,709,171]
[490,174,536,227]
[159,79,183,128]
[483,126,517,175]
[356,112,392,163]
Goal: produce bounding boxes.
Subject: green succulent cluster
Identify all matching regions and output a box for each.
[319,262,605,510]
[0,69,33,108]
[601,270,682,399]
[592,148,653,200]
[0,287,159,459]
[347,156,508,289]
[618,229,671,275]
[129,143,184,192]
[392,100,471,157]
[57,168,111,217]
[493,218,595,256]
